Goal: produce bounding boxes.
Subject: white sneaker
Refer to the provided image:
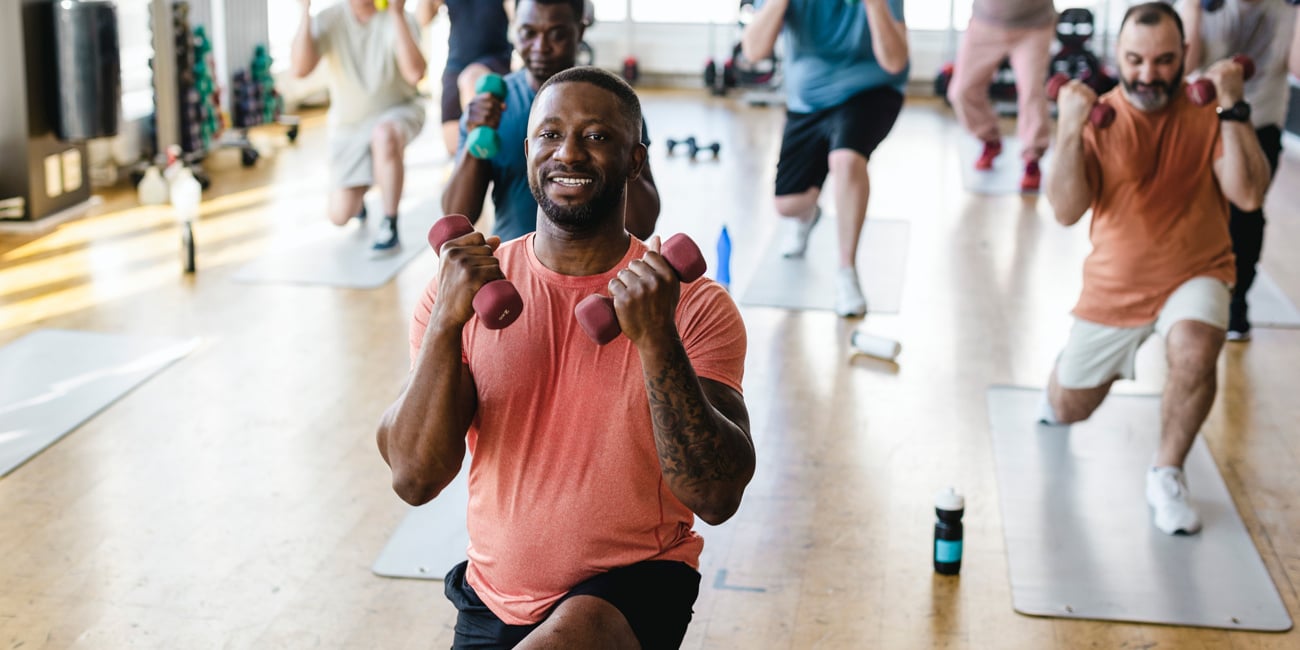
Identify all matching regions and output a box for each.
[1145,466,1202,535]
[834,268,867,318]
[779,207,821,258]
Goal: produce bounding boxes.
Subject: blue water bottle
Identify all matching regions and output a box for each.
[716,225,732,290]
[934,487,964,575]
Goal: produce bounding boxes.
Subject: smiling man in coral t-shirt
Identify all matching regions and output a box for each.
[1041,3,1269,537]
[377,66,753,649]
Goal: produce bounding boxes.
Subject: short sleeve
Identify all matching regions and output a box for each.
[311,7,337,56]
[676,281,746,393]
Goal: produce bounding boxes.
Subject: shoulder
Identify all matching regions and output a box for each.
[317,5,345,30]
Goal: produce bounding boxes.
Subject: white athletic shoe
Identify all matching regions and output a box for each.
[1146,466,1202,535]
[834,268,868,318]
[779,206,821,258]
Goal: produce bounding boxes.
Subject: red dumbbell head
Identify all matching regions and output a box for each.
[1089,103,1116,128]
[1186,78,1216,106]
[475,280,523,330]
[575,294,619,344]
[1233,54,1256,81]
[661,234,707,282]
[1046,73,1070,101]
[428,214,475,253]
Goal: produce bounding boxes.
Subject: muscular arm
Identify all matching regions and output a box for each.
[740,0,787,63]
[290,1,321,78]
[624,158,660,240]
[1045,124,1093,226]
[442,149,493,225]
[1179,0,1205,73]
[1214,121,1271,211]
[1291,10,1300,78]
[417,0,442,27]
[391,5,428,86]
[864,0,909,75]
[376,323,476,505]
[640,342,755,526]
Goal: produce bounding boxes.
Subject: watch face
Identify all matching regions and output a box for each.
[1218,101,1251,122]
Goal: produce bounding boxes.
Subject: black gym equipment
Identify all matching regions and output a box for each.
[666,136,721,161]
[703,0,780,97]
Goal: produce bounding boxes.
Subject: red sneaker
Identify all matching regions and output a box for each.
[975,140,1002,171]
[1020,160,1042,192]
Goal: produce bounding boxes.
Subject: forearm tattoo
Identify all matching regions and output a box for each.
[644,345,743,488]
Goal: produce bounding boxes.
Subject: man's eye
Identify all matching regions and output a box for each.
[540,131,559,139]
[586,133,607,142]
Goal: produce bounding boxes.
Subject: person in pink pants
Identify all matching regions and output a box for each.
[947,0,1056,192]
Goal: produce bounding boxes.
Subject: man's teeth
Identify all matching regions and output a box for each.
[552,177,592,187]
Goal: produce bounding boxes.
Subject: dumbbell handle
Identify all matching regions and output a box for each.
[1186,54,1256,107]
[427,214,523,330]
[467,74,507,159]
[1047,73,1115,129]
[575,234,707,345]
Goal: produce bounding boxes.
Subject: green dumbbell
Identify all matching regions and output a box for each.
[466,74,507,159]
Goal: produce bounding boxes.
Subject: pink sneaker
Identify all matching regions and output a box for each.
[1020,160,1041,192]
[975,140,1002,171]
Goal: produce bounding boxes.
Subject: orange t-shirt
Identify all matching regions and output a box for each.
[1074,88,1235,327]
[409,234,747,625]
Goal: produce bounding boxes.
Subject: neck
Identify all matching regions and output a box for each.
[352,4,376,21]
[532,215,631,276]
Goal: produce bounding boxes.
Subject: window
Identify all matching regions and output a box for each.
[116,0,154,121]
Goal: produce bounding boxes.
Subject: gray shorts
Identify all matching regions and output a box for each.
[1056,276,1231,389]
[329,102,426,189]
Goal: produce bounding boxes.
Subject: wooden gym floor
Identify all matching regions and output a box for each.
[2,90,1299,649]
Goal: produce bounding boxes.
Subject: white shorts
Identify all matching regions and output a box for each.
[1055,276,1231,389]
[329,102,426,189]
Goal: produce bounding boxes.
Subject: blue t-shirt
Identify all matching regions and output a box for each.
[774,0,910,113]
[459,70,653,243]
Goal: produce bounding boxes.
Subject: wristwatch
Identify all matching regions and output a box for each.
[1216,100,1252,123]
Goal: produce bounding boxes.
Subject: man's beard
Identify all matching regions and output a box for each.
[530,167,627,229]
[1122,65,1183,112]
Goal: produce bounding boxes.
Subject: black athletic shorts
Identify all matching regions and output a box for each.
[440,54,513,124]
[775,85,905,196]
[443,559,701,649]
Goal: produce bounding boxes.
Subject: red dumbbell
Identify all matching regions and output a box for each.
[574,234,708,345]
[427,214,523,330]
[1186,54,1255,106]
[1047,73,1116,128]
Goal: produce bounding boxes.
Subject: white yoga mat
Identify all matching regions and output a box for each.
[0,330,197,477]
[233,200,438,289]
[1246,271,1300,329]
[372,467,470,580]
[986,386,1292,631]
[738,218,908,314]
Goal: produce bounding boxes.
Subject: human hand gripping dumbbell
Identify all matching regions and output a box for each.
[574,235,707,345]
[1186,54,1254,107]
[1047,73,1115,129]
[465,74,507,159]
[427,214,523,329]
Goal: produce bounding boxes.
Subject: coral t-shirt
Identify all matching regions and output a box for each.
[409,234,747,625]
[1074,88,1235,327]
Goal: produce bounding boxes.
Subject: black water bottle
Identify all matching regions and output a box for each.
[934,487,964,575]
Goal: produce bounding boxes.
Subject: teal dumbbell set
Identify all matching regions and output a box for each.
[466,74,508,159]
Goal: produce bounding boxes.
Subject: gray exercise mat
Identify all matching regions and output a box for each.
[738,218,907,314]
[1247,271,1300,329]
[957,135,1053,196]
[986,386,1292,631]
[0,330,197,477]
[233,200,438,289]
[372,467,469,580]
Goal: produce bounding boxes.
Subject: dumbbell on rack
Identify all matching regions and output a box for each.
[666,136,722,161]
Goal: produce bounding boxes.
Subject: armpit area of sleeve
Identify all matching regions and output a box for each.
[679,282,747,395]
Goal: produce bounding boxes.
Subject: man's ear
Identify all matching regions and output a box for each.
[627,141,647,182]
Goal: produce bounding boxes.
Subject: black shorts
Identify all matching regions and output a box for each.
[774,85,905,196]
[443,560,701,649]
[440,55,513,124]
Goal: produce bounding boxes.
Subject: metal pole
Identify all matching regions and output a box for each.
[151,0,181,153]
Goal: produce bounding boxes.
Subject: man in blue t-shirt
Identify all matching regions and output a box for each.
[441,0,659,242]
[743,0,909,317]
[417,0,514,157]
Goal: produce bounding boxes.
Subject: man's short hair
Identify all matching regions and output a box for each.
[517,0,585,20]
[536,66,643,140]
[1120,2,1185,41]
